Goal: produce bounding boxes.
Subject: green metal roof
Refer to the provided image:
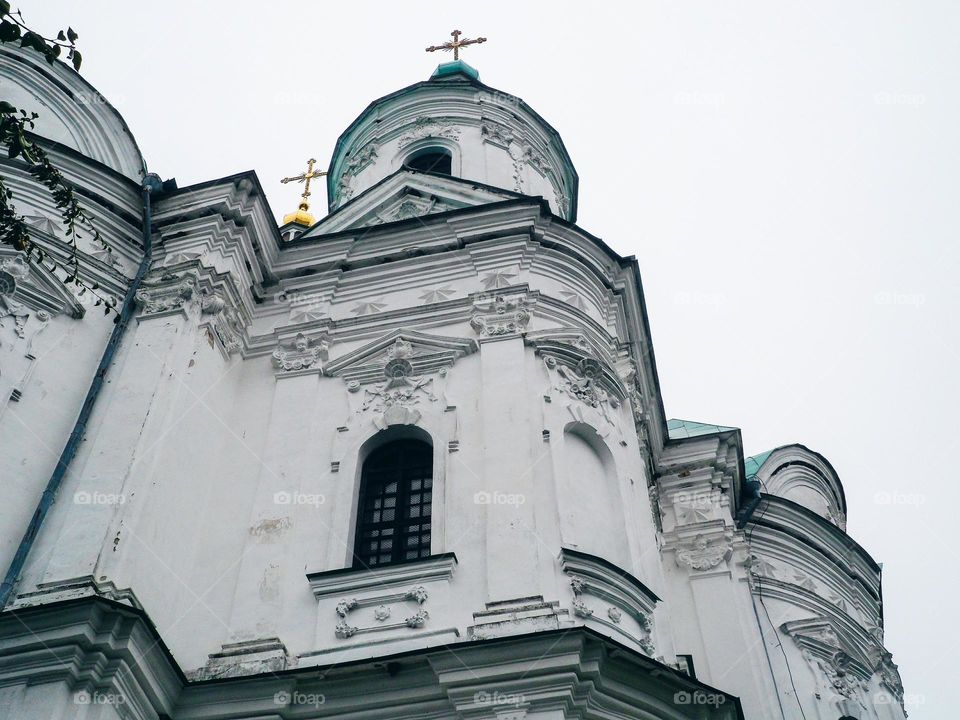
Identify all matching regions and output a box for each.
[744,450,775,479]
[431,60,480,81]
[666,418,737,440]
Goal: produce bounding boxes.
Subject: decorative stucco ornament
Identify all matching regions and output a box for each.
[676,534,732,571]
[272,332,330,373]
[135,271,198,315]
[469,293,532,336]
[334,621,358,639]
[571,598,593,618]
[397,116,461,149]
[358,339,437,422]
[0,256,28,296]
[404,609,430,628]
[201,293,245,355]
[557,357,607,408]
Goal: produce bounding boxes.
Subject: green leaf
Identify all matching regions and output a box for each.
[0,101,16,114]
[0,1,10,17]
[67,27,78,43]
[57,30,66,41]
[71,50,81,71]
[0,20,19,42]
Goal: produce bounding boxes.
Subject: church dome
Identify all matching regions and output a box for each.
[745,444,848,528]
[0,45,144,180]
[326,60,579,221]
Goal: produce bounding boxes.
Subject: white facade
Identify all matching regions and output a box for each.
[0,51,905,720]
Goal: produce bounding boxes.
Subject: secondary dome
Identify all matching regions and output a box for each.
[0,45,144,180]
[326,61,579,221]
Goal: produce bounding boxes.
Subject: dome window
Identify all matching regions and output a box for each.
[405,147,452,175]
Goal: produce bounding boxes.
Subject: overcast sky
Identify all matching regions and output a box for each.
[25,1,958,715]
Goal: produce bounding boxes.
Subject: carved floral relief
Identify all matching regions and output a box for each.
[272,332,330,373]
[469,293,532,336]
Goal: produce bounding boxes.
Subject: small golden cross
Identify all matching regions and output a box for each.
[426,29,487,62]
[281,158,328,212]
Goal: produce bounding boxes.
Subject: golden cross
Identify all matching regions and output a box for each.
[426,29,487,62]
[281,158,327,212]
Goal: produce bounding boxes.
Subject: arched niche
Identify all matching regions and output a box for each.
[559,422,627,567]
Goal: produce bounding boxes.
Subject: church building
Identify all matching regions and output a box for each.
[0,33,906,720]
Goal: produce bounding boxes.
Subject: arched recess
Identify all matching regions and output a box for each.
[559,422,627,567]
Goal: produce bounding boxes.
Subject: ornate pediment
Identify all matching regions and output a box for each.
[0,251,87,408]
[325,329,477,384]
[369,194,457,226]
[328,330,475,430]
[0,250,85,319]
[559,548,658,656]
[780,616,873,700]
[309,170,520,235]
[524,328,616,368]
[526,330,625,404]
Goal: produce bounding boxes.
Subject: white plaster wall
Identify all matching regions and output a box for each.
[16,284,664,674]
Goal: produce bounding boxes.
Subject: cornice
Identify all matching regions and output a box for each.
[1,595,744,718]
[749,495,881,576]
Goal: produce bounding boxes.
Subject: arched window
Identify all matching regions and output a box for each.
[353,440,433,568]
[404,147,452,175]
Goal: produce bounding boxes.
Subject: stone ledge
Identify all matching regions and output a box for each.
[306,552,458,598]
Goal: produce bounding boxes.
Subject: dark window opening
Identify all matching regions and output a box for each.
[353,440,433,569]
[406,149,452,175]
